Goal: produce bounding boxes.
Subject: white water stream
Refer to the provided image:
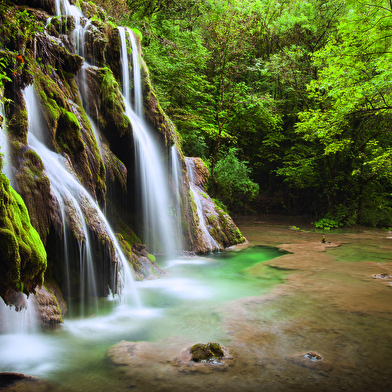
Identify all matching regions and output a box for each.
[23,85,141,314]
[0,101,13,183]
[171,145,184,251]
[119,27,178,256]
[185,157,220,252]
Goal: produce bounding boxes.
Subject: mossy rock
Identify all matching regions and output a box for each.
[147,253,156,263]
[6,91,29,143]
[190,342,224,362]
[0,173,47,303]
[12,142,54,243]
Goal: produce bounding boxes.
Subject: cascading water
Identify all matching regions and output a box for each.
[185,157,220,252]
[0,295,39,335]
[23,85,141,314]
[0,101,13,183]
[119,27,178,256]
[171,145,184,251]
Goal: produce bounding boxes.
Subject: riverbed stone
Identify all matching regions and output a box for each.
[285,351,334,372]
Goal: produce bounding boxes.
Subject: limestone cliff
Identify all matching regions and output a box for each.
[0,0,245,321]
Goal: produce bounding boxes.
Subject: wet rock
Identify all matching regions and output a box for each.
[186,157,245,253]
[172,343,235,374]
[117,237,166,280]
[2,290,27,310]
[0,372,38,389]
[132,243,147,254]
[0,173,47,303]
[371,273,392,279]
[285,351,334,372]
[34,281,66,325]
[108,340,235,377]
[0,372,60,392]
[190,342,224,362]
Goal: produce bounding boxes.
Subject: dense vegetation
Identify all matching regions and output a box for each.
[89,0,392,226]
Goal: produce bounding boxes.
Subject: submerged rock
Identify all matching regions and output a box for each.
[285,351,334,372]
[371,273,392,279]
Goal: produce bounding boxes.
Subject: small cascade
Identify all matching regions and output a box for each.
[23,85,141,314]
[119,27,177,257]
[0,296,39,335]
[129,31,142,117]
[171,146,184,252]
[0,102,13,183]
[185,158,220,252]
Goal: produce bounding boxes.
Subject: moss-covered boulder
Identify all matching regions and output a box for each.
[116,235,166,280]
[190,342,225,362]
[0,169,47,304]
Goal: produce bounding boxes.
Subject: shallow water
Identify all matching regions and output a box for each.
[0,245,288,391]
[2,218,392,391]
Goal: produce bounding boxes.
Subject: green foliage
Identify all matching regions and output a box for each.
[212,148,259,212]
[312,217,341,231]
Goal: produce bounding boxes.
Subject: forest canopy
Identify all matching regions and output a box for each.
[93,0,392,225]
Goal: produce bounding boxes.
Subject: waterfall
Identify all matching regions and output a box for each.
[0,101,13,183]
[185,158,220,252]
[0,296,39,335]
[171,146,184,252]
[129,32,143,117]
[23,85,141,314]
[119,27,177,257]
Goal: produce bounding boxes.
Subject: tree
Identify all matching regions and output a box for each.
[284,0,392,224]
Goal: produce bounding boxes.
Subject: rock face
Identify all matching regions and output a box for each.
[0,0,245,321]
[186,158,245,253]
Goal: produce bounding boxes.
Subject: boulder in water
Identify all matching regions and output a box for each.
[190,342,224,362]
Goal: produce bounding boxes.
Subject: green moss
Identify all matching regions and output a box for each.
[108,20,117,29]
[131,28,142,42]
[38,90,62,125]
[0,173,47,302]
[7,107,28,142]
[147,253,156,263]
[191,342,224,362]
[56,109,84,153]
[97,67,130,134]
[116,233,141,271]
